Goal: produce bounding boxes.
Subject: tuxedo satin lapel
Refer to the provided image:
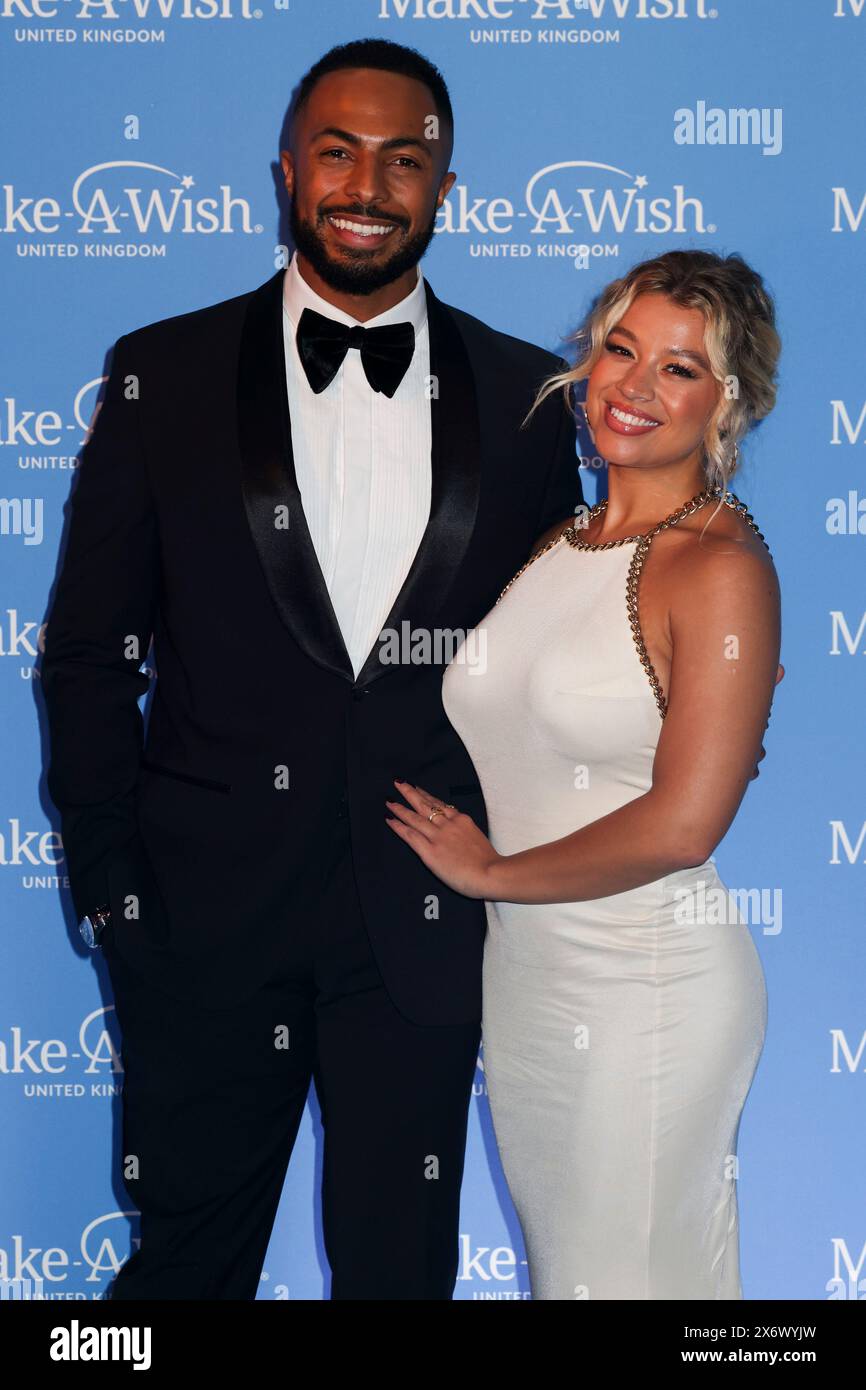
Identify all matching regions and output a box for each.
[236,270,353,681]
[355,280,482,688]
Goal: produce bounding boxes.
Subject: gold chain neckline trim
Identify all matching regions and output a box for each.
[563,485,769,551]
[494,487,771,721]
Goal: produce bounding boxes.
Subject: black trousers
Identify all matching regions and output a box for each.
[103,811,480,1300]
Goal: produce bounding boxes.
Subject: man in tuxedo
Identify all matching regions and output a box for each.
[42,37,582,1300]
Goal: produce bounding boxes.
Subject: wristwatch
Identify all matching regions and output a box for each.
[79,904,111,949]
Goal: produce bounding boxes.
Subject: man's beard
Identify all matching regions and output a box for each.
[289,197,437,296]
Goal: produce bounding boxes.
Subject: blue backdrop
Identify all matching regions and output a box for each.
[2,0,864,1301]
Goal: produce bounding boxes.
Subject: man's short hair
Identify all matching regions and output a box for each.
[290,37,454,147]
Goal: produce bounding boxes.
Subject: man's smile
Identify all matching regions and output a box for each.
[325,213,402,248]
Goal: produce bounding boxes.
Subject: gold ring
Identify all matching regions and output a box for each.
[428,807,446,822]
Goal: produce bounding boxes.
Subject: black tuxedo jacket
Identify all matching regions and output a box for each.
[41,267,583,1024]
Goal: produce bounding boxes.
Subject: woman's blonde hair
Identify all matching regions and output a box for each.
[523,249,781,494]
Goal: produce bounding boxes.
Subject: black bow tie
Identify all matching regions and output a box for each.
[296,306,416,399]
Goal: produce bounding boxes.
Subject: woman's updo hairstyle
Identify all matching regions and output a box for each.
[524,248,781,493]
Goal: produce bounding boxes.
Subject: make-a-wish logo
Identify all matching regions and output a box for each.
[436,159,713,267]
[2,0,262,47]
[0,1012,122,1091]
[0,610,46,678]
[456,1235,529,1299]
[826,1239,866,1300]
[2,161,261,258]
[0,381,106,465]
[832,188,865,232]
[375,0,718,30]
[830,1029,866,1074]
[0,1214,137,1299]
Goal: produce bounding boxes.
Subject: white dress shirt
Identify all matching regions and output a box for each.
[282,251,432,678]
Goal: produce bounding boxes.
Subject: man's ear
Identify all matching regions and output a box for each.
[280,149,294,197]
[437,170,457,207]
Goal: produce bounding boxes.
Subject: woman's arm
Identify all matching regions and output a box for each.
[387,539,781,904]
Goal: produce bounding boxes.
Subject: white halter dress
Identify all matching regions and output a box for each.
[442,492,768,1301]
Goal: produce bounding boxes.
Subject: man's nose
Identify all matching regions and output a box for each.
[344,154,391,207]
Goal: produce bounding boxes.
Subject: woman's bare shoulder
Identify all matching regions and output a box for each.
[661,503,779,628]
[663,500,776,575]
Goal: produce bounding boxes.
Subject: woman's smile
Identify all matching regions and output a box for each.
[604,399,663,435]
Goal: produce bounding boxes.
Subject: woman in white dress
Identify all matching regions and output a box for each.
[385,250,782,1300]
